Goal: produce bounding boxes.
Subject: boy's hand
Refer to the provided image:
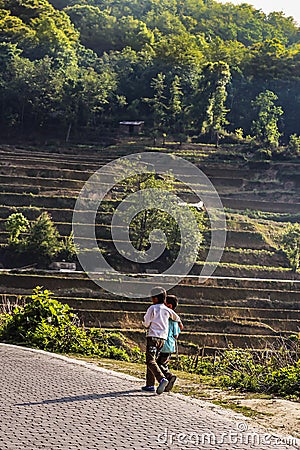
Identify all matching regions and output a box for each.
[179,322,183,331]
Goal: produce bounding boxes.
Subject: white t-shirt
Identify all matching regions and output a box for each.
[143,303,181,340]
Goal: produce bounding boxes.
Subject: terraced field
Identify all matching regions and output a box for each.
[0,141,299,353]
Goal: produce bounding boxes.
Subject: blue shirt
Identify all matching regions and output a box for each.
[161,319,180,353]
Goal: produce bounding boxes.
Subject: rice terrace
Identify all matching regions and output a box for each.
[1,141,300,350]
[1,0,300,448]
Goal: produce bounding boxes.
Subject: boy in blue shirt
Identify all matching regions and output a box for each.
[156,294,181,392]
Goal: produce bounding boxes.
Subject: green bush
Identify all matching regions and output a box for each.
[4,212,77,267]
[169,341,300,399]
[214,342,300,398]
[0,287,138,362]
[265,362,300,397]
[172,354,216,375]
[288,134,300,155]
[89,328,144,362]
[216,349,268,392]
[280,223,300,272]
[26,320,98,355]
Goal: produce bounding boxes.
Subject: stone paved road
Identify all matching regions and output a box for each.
[0,344,299,450]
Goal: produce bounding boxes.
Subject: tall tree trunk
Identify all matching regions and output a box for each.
[66,122,72,143]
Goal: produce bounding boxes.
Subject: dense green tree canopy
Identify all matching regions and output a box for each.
[0,0,300,142]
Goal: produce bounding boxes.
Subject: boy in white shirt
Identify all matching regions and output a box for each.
[142,287,183,394]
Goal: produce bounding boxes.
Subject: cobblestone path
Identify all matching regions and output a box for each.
[0,344,299,450]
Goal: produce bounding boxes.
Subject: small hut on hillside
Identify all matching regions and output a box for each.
[119,121,144,135]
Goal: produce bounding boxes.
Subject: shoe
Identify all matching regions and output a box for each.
[156,378,168,395]
[164,375,177,392]
[141,385,155,392]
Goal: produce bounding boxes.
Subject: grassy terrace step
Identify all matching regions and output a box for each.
[210,248,288,267]
[0,155,114,170]
[222,197,300,213]
[56,297,300,320]
[0,145,142,161]
[0,165,93,180]
[225,192,300,205]
[0,170,245,189]
[0,230,270,251]
[0,225,279,253]
[191,264,297,281]
[2,180,236,202]
[1,273,300,306]
[75,309,299,334]
[0,184,80,196]
[1,155,296,188]
[1,144,299,174]
[2,293,300,321]
[0,193,76,209]
[0,244,293,280]
[0,206,286,243]
[0,188,297,216]
[0,175,253,197]
[0,175,84,189]
[0,227,287,268]
[100,328,288,350]
[0,145,137,160]
[0,149,249,172]
[59,296,300,320]
[0,270,299,291]
[0,206,111,223]
[1,157,295,197]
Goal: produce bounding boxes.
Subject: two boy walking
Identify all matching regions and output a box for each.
[142,287,182,395]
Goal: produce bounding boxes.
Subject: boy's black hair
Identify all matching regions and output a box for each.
[166,295,178,310]
[150,286,166,304]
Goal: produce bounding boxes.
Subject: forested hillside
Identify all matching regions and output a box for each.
[1,0,300,143]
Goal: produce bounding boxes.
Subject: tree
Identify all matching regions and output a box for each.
[1,53,65,130]
[5,212,29,244]
[64,5,117,54]
[153,32,204,68]
[148,72,167,136]
[65,6,154,54]
[0,9,36,50]
[243,39,290,80]
[201,61,231,146]
[168,75,183,138]
[59,232,77,262]
[60,65,118,140]
[251,90,283,148]
[118,172,205,267]
[25,212,62,262]
[0,0,79,60]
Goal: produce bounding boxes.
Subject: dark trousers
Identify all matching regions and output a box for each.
[146,336,165,386]
[157,352,174,381]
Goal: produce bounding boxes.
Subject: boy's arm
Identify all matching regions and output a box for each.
[169,309,183,330]
[143,306,153,328]
[174,321,181,338]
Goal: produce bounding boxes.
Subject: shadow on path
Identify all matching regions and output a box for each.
[15,389,153,407]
